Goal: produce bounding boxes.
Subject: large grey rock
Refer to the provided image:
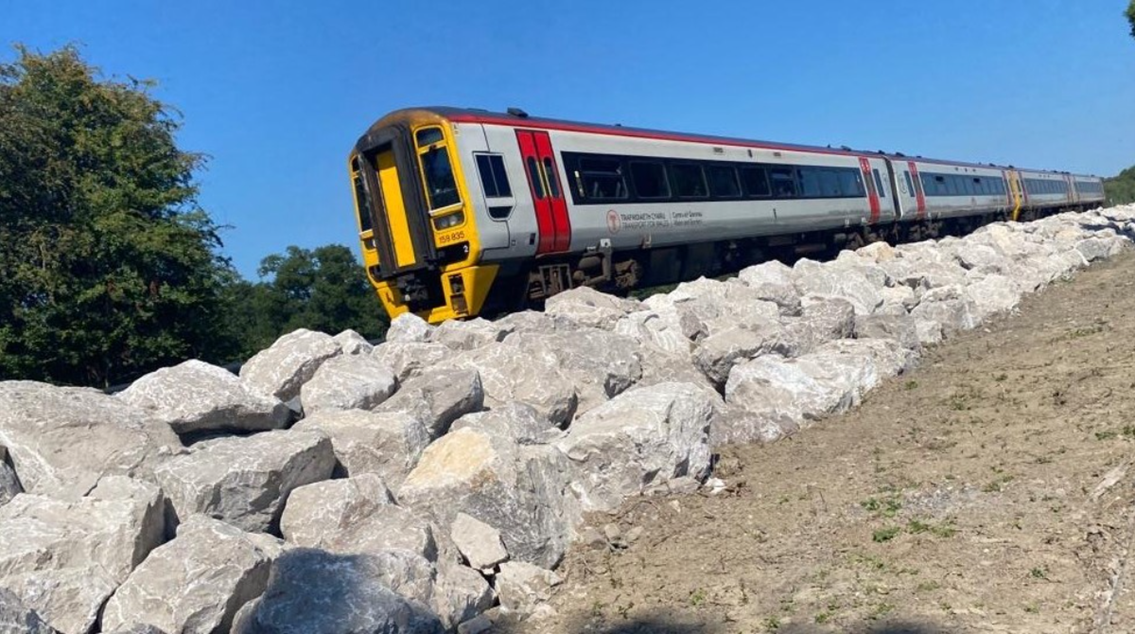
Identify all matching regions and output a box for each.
[736,260,801,315]
[909,284,980,341]
[967,273,1023,320]
[280,476,436,560]
[692,321,793,388]
[239,329,342,401]
[502,328,642,414]
[854,312,921,352]
[293,410,429,487]
[233,549,443,634]
[613,307,696,356]
[449,403,561,446]
[782,295,856,355]
[556,382,715,513]
[0,477,165,634]
[543,286,641,330]
[431,318,511,351]
[0,381,181,501]
[664,278,781,335]
[154,430,335,533]
[299,353,398,414]
[450,512,508,571]
[333,329,374,355]
[951,241,1012,275]
[0,588,58,634]
[399,426,578,569]
[439,344,578,427]
[384,313,434,344]
[495,561,562,618]
[101,515,281,634]
[855,241,897,263]
[371,341,451,383]
[432,560,494,631]
[373,367,483,439]
[493,310,581,336]
[0,460,20,507]
[117,360,290,436]
[793,258,883,316]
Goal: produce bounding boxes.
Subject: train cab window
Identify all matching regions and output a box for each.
[671,163,709,199]
[577,156,627,200]
[526,157,546,200]
[841,170,865,198]
[475,154,512,198]
[416,128,445,147]
[706,165,741,198]
[872,169,886,198]
[630,161,670,199]
[769,168,799,198]
[740,167,771,198]
[419,146,461,210]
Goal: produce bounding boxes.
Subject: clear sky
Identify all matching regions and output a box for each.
[4,0,1133,278]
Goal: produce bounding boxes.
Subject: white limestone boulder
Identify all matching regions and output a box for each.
[450,512,509,571]
[0,459,21,507]
[333,329,374,355]
[384,313,434,343]
[736,260,802,315]
[280,476,436,560]
[555,382,715,513]
[909,284,980,342]
[543,286,642,330]
[371,341,451,383]
[0,477,165,634]
[439,344,578,427]
[449,402,562,446]
[793,258,883,316]
[0,588,58,634]
[239,329,342,401]
[293,409,429,488]
[966,273,1023,320]
[692,321,794,388]
[432,560,495,631]
[431,318,511,351]
[117,360,290,436]
[853,312,921,352]
[154,430,335,533]
[373,367,484,439]
[0,381,181,501]
[399,426,578,569]
[299,353,398,414]
[101,515,282,634]
[495,561,563,619]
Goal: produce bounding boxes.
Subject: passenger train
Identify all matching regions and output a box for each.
[347,107,1106,323]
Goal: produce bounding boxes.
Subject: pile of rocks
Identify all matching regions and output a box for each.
[1,206,1132,633]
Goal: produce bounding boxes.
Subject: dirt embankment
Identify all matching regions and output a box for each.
[522,252,1135,633]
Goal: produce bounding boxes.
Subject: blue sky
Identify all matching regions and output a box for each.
[4,0,1133,278]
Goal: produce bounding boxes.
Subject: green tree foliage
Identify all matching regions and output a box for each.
[1128,1,1135,39]
[0,45,237,386]
[1105,166,1135,206]
[225,245,388,359]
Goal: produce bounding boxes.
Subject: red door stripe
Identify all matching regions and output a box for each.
[859,157,880,223]
[531,132,571,252]
[907,161,926,217]
[515,131,555,254]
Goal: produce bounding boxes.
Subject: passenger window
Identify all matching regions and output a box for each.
[770,168,798,198]
[671,164,708,198]
[840,170,864,197]
[799,168,822,197]
[819,170,842,197]
[526,157,545,200]
[542,158,560,198]
[706,165,741,198]
[741,167,771,197]
[578,156,627,200]
[419,146,461,209]
[475,154,512,198]
[630,161,670,199]
[872,169,886,198]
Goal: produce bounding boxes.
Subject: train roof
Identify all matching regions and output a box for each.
[403,106,1098,180]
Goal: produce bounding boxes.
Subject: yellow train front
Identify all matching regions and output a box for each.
[349,107,1107,324]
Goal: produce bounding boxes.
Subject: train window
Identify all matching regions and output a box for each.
[740,167,771,198]
[578,156,627,200]
[872,169,886,198]
[419,146,461,210]
[706,165,741,198]
[903,172,915,197]
[630,161,671,199]
[799,168,822,197]
[769,168,799,198]
[841,170,864,197]
[475,154,512,198]
[921,173,936,196]
[820,169,842,197]
[672,163,708,198]
[526,157,545,200]
[415,128,445,147]
[543,158,560,198]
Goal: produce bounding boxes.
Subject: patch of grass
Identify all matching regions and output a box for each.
[916,580,942,593]
[763,616,781,631]
[590,599,605,617]
[982,474,1015,493]
[1030,567,1049,580]
[1124,425,1135,439]
[993,373,1009,382]
[860,495,903,518]
[904,380,919,390]
[868,602,896,621]
[907,519,958,538]
[1096,430,1119,441]
[1024,602,1040,614]
[873,527,902,543]
[688,588,707,607]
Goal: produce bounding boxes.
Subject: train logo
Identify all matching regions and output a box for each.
[606,209,621,234]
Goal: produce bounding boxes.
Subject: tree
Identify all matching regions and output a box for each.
[1105,165,1135,206]
[0,45,237,386]
[1128,1,1135,39]
[225,245,389,359]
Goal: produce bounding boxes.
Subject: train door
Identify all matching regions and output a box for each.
[906,161,927,219]
[1007,170,1025,220]
[515,130,571,255]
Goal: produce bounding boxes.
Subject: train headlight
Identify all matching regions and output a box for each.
[433,210,464,230]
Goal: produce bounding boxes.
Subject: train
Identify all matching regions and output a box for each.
[347,107,1106,323]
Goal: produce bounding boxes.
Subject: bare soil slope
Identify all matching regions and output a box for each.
[523,252,1135,634]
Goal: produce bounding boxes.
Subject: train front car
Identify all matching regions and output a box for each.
[348,109,499,323]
